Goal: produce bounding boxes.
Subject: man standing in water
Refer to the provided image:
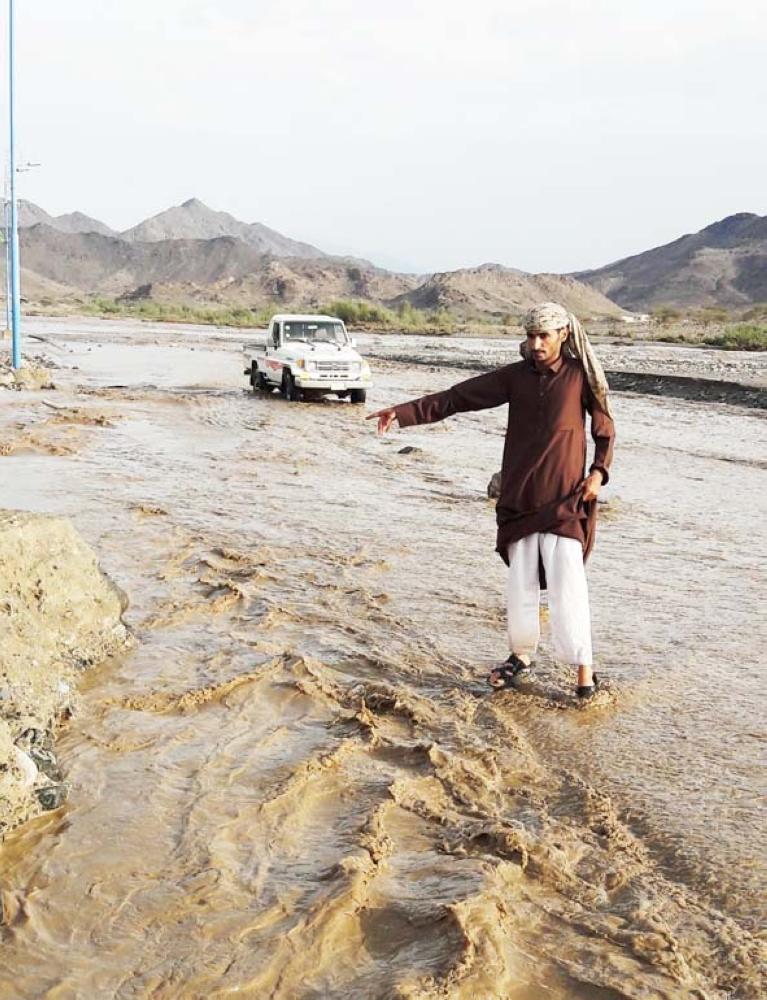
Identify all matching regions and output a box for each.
[368,302,615,699]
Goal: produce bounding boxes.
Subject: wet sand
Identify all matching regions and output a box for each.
[0,318,765,998]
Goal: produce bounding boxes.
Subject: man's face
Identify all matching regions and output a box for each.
[526,326,568,366]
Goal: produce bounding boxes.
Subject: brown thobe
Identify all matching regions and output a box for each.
[394,355,616,570]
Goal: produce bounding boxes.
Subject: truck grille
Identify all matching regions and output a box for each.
[315,362,353,378]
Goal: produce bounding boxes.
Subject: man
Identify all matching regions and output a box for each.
[368,302,615,699]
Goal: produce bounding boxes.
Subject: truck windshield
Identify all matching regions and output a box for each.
[283,321,347,345]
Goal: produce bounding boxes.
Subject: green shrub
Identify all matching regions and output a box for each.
[650,304,682,325]
[741,303,767,323]
[89,296,121,315]
[325,299,460,333]
[429,308,456,332]
[324,299,395,326]
[692,307,730,326]
[703,324,767,351]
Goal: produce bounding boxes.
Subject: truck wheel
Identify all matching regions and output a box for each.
[256,370,270,392]
[350,389,367,404]
[251,364,267,392]
[282,371,301,402]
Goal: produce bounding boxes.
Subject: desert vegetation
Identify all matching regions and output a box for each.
[701,323,767,351]
[322,299,457,333]
[626,305,765,350]
[76,295,463,335]
[80,297,275,328]
[33,295,766,351]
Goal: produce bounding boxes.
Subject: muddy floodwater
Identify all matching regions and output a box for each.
[0,317,765,999]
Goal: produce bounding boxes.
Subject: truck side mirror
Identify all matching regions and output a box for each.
[349,337,357,348]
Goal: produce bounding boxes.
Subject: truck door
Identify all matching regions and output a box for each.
[270,320,281,351]
[266,320,281,382]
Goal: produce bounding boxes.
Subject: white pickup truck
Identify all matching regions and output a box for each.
[243,314,372,403]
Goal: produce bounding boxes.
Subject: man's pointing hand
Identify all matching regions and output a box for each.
[366,407,398,435]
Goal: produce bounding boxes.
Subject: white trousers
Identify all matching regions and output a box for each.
[506,533,593,666]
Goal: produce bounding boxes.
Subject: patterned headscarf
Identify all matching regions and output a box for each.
[522,302,613,418]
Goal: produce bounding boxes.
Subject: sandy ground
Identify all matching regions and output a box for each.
[0,317,764,999]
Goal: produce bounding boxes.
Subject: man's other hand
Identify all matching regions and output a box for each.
[366,408,398,435]
[581,470,604,502]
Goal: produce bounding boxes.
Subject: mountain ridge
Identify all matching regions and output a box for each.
[119,198,327,258]
[18,222,621,319]
[575,212,767,310]
[13,198,764,315]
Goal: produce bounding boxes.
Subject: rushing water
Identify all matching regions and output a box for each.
[0,319,764,999]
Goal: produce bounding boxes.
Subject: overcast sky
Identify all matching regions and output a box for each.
[1,0,765,273]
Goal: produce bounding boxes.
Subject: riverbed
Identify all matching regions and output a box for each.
[0,317,764,999]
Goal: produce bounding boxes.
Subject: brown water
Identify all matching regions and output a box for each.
[0,319,765,999]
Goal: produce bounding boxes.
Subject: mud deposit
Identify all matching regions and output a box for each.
[0,318,764,999]
[0,512,128,836]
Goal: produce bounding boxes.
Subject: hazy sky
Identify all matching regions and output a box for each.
[2,1,765,273]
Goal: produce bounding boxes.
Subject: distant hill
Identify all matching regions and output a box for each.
[12,198,624,320]
[120,197,327,258]
[576,213,767,310]
[18,226,619,319]
[13,199,767,314]
[13,197,328,258]
[18,225,417,305]
[11,199,117,237]
[394,263,624,319]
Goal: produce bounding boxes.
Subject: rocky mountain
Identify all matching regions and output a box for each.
[12,200,767,314]
[10,199,117,237]
[12,197,327,258]
[18,225,618,320]
[120,198,327,258]
[53,211,119,237]
[12,198,625,319]
[394,263,624,319]
[18,225,417,305]
[576,213,767,310]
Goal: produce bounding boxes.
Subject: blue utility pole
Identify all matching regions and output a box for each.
[3,193,10,335]
[9,0,21,369]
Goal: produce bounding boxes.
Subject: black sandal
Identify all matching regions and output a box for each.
[489,653,532,690]
[576,671,600,700]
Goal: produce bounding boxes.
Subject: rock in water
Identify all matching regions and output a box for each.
[36,785,68,811]
[487,471,502,499]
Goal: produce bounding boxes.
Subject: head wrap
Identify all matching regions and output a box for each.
[522,301,613,418]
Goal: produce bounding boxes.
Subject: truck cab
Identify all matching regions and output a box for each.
[243,314,372,403]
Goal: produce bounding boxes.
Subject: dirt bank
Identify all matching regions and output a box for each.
[0,511,129,836]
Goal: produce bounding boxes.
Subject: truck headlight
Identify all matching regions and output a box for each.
[348,362,361,377]
[305,359,318,372]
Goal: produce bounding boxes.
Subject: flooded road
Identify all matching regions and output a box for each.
[0,318,764,998]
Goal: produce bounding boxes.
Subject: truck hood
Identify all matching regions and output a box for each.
[284,345,364,363]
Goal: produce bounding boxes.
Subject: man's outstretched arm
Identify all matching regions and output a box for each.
[367,366,512,434]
